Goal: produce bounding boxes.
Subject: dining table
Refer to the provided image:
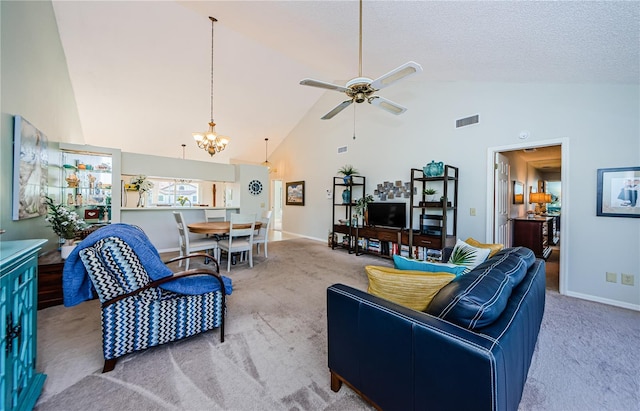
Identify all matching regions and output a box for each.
[187,220,262,235]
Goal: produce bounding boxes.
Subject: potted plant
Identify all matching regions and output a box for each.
[43,196,87,259]
[355,194,375,225]
[130,175,154,207]
[424,187,438,202]
[338,164,358,185]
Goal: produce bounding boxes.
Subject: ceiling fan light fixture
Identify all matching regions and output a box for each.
[299,0,422,120]
[193,16,230,157]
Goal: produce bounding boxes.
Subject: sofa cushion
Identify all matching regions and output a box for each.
[448,239,492,273]
[365,265,455,311]
[464,237,504,258]
[426,252,529,329]
[393,255,467,277]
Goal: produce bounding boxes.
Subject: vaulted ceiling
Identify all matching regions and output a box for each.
[51,1,639,164]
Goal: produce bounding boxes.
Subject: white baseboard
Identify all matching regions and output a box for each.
[565,291,640,312]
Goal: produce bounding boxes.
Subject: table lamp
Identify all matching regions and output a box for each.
[529,192,551,215]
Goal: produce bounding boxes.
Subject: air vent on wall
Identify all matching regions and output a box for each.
[456,114,479,128]
[337,146,348,154]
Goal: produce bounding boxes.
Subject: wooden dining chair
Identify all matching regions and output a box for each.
[216,213,256,272]
[173,211,219,270]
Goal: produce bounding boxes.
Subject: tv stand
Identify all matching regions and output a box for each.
[332,224,408,259]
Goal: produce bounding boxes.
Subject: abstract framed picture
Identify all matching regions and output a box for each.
[596,166,640,218]
[12,115,49,220]
[286,181,305,206]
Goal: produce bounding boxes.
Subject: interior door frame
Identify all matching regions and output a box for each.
[486,137,569,295]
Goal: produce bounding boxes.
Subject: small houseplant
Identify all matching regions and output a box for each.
[338,164,358,185]
[44,196,87,258]
[130,175,154,207]
[424,187,437,201]
[355,194,375,225]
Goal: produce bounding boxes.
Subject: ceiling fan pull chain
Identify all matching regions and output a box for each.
[353,104,357,140]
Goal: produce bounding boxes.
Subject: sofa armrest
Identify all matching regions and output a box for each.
[327,284,502,411]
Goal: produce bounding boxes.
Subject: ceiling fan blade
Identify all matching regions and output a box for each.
[368,96,407,115]
[321,100,353,120]
[370,61,423,90]
[300,78,350,93]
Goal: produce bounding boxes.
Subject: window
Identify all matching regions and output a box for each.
[150,178,200,206]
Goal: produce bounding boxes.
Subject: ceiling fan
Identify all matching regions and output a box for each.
[299,0,423,120]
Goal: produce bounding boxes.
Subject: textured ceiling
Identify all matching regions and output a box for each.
[51,0,639,164]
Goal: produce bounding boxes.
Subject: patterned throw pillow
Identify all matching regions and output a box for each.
[365,265,456,311]
[392,255,467,277]
[464,237,504,258]
[448,239,491,273]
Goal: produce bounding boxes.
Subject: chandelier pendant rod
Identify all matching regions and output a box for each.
[209,16,216,123]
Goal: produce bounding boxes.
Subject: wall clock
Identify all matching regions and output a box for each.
[248,179,263,195]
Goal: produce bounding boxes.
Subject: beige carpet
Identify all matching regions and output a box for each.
[35,239,639,410]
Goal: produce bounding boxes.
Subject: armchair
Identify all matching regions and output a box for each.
[65,224,231,372]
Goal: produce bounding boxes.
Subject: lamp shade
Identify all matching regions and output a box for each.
[529,192,547,204]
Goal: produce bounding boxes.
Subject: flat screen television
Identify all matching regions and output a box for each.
[367,202,407,229]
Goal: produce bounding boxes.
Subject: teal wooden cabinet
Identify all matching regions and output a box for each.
[1,239,47,411]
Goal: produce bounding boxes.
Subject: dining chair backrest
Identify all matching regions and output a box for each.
[257,210,272,235]
[173,211,190,248]
[253,210,273,257]
[205,209,227,222]
[229,213,257,239]
[173,211,219,270]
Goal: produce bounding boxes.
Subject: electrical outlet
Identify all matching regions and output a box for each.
[606,272,617,283]
[621,273,635,286]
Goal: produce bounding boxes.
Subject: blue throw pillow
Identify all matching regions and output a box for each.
[393,255,467,277]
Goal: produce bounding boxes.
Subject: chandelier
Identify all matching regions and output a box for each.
[193,16,230,156]
[261,138,271,171]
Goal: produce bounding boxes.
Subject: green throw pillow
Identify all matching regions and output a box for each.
[393,254,467,277]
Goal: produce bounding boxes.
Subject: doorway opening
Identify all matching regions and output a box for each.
[272,179,283,231]
[487,138,568,295]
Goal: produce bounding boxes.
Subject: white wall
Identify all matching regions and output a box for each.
[272,81,640,309]
[1,1,85,252]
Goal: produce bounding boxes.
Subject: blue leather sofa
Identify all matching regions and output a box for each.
[327,247,545,411]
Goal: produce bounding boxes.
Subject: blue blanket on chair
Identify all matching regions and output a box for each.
[63,223,232,307]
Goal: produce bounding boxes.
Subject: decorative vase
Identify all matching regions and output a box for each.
[423,160,444,177]
[137,191,145,208]
[343,175,352,185]
[60,239,76,259]
[342,189,351,204]
[426,194,436,202]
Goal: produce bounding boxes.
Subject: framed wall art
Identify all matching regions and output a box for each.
[286,181,305,206]
[12,115,49,220]
[513,181,524,204]
[596,166,640,218]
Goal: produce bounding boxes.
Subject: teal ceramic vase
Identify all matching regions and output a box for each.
[342,189,351,204]
[423,161,444,177]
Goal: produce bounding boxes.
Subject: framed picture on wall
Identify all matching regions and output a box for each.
[12,115,49,220]
[513,181,524,204]
[286,181,305,206]
[596,167,640,218]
